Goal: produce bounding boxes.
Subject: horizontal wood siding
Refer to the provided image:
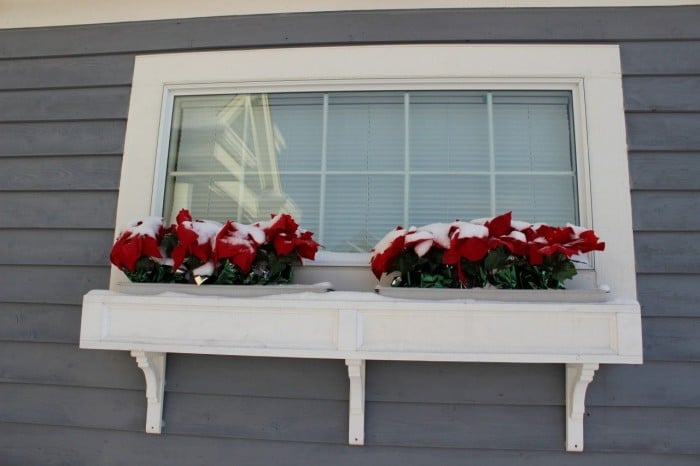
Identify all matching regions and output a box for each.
[0,305,82,343]
[0,121,125,156]
[0,155,123,191]
[1,7,700,59]
[4,424,700,466]
[0,87,131,122]
[1,5,699,465]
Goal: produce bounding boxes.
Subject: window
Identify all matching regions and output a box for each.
[115,44,636,300]
[164,90,578,253]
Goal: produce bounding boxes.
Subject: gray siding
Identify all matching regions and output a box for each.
[1,6,699,465]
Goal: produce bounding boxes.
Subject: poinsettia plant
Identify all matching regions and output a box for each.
[110,209,320,285]
[370,212,605,290]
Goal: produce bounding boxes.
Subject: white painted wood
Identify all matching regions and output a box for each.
[565,363,598,452]
[81,290,642,363]
[130,350,166,434]
[81,289,641,449]
[2,0,698,29]
[346,359,366,445]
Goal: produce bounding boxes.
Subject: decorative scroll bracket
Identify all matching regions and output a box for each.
[346,359,366,445]
[565,362,598,452]
[131,351,166,434]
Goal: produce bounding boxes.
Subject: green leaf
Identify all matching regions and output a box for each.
[484,247,509,272]
[214,259,239,285]
[552,257,578,283]
[124,257,177,283]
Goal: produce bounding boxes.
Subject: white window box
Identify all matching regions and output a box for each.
[80,287,642,451]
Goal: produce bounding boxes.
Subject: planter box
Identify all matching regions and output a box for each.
[375,285,609,303]
[114,282,332,297]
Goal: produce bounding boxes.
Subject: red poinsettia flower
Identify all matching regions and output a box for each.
[537,224,576,246]
[440,222,490,285]
[484,211,513,237]
[213,220,264,274]
[253,213,320,260]
[489,230,529,256]
[567,227,606,254]
[109,217,165,272]
[170,209,222,270]
[443,222,490,262]
[295,231,320,260]
[370,226,406,279]
[273,229,320,260]
[256,213,299,243]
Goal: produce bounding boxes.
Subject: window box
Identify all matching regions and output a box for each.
[374,285,609,303]
[113,282,332,297]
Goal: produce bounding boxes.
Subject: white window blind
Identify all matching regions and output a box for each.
[164,90,577,252]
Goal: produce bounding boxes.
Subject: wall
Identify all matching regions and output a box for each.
[1,6,699,465]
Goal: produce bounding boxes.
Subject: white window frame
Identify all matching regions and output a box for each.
[114,44,637,301]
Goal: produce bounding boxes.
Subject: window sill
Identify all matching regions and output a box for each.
[80,286,642,451]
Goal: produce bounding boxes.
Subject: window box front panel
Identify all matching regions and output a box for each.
[81,290,641,363]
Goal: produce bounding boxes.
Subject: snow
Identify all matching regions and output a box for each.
[404,228,436,256]
[126,216,164,238]
[566,223,589,238]
[404,228,433,245]
[220,234,254,247]
[371,227,405,255]
[511,220,532,231]
[506,230,527,242]
[450,221,489,239]
[416,223,452,249]
[413,239,433,257]
[188,219,223,245]
[233,223,266,245]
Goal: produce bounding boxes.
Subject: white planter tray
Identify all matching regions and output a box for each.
[375,285,609,303]
[114,282,332,297]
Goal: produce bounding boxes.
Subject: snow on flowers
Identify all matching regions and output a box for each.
[370,212,605,289]
[110,210,320,285]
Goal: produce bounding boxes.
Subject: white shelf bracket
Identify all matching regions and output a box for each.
[565,362,598,452]
[345,359,366,445]
[131,350,167,434]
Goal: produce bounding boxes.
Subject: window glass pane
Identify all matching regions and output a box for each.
[274,174,321,234]
[410,91,489,172]
[164,90,578,253]
[410,175,491,225]
[326,92,404,172]
[493,92,575,172]
[267,93,324,172]
[325,175,404,252]
[495,174,577,225]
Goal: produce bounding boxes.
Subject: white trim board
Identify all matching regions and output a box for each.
[1,0,698,29]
